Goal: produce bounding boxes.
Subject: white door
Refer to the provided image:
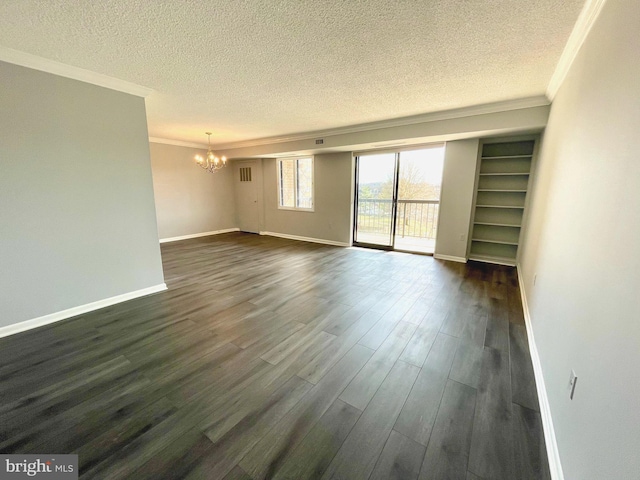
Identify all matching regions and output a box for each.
[235,161,260,233]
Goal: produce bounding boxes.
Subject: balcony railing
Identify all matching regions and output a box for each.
[356,199,440,240]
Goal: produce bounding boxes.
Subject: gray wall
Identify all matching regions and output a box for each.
[0,61,165,327]
[435,139,479,260]
[150,142,237,240]
[519,0,640,478]
[262,152,353,244]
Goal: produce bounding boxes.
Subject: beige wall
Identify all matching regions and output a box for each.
[150,142,237,240]
[434,139,479,260]
[0,61,164,328]
[519,0,640,478]
[261,152,353,244]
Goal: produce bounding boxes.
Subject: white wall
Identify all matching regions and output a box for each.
[261,152,353,244]
[150,142,237,240]
[519,0,640,478]
[217,105,549,159]
[0,61,165,328]
[435,139,479,260]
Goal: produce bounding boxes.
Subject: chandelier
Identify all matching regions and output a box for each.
[194,132,227,173]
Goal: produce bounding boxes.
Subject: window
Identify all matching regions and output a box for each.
[277,157,314,210]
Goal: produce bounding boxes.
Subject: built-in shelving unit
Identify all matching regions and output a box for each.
[468,139,535,266]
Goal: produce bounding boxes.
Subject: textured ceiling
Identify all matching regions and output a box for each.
[0,0,585,146]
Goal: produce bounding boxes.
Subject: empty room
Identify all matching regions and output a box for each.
[1,1,638,479]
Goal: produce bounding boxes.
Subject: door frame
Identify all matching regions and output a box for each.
[234,159,263,234]
[352,144,445,253]
[352,153,400,251]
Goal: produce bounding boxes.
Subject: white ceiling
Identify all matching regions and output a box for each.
[0,0,585,147]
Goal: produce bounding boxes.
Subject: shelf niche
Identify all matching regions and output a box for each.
[468,139,535,265]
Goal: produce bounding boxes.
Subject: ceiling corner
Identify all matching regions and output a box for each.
[546,0,608,100]
[0,46,153,97]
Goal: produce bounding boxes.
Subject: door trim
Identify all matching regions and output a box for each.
[353,147,444,255]
[234,160,262,234]
[352,153,399,249]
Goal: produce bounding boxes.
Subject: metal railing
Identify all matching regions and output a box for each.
[356,199,440,240]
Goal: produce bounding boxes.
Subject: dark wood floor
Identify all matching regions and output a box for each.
[0,232,550,479]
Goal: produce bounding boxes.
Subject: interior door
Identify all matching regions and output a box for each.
[353,153,398,248]
[235,161,260,233]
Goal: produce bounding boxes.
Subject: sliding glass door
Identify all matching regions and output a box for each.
[353,146,445,253]
[353,153,398,247]
[394,148,444,253]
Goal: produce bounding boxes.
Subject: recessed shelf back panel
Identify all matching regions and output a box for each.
[478,175,529,191]
[482,141,535,157]
[474,207,523,225]
[476,191,526,207]
[470,241,518,260]
[472,224,521,244]
[480,157,532,174]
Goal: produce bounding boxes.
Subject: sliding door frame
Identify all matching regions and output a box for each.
[352,143,446,252]
[352,152,401,251]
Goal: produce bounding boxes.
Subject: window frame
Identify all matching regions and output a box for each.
[276,156,315,212]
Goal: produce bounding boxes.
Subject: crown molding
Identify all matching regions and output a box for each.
[0,46,153,97]
[214,96,550,151]
[149,137,207,149]
[546,0,608,100]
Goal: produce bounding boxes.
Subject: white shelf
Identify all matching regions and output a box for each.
[474,221,521,227]
[476,205,525,209]
[480,155,533,160]
[468,254,517,266]
[479,172,530,176]
[469,139,535,266]
[478,189,527,192]
[472,238,519,246]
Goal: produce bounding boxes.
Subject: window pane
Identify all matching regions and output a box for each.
[279,159,295,207]
[296,157,313,209]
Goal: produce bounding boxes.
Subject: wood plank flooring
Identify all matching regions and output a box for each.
[0,232,550,479]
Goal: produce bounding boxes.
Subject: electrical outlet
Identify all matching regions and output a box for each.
[459,234,466,242]
[568,370,578,400]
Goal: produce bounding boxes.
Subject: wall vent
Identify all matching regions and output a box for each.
[239,167,252,182]
[315,139,324,145]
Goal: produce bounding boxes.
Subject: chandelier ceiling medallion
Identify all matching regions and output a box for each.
[194,132,227,173]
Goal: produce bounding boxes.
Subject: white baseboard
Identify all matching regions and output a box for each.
[434,253,467,263]
[259,231,350,247]
[159,228,240,244]
[0,283,168,339]
[516,265,564,480]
